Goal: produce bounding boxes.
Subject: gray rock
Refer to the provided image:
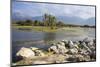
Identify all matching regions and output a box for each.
[80,49,89,55]
[62,40,68,44]
[88,40,94,46]
[68,40,74,48]
[30,47,39,51]
[30,47,45,56]
[48,45,59,54]
[69,48,78,54]
[58,41,65,46]
[83,38,93,44]
[74,41,80,45]
[62,40,70,48]
[81,42,92,53]
[48,43,68,54]
[16,47,35,58]
[57,44,69,54]
[34,50,45,56]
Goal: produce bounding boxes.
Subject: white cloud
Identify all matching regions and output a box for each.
[12,1,95,19]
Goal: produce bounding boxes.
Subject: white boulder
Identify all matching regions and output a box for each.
[16,47,35,58]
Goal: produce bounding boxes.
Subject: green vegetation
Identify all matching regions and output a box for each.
[12,13,95,32]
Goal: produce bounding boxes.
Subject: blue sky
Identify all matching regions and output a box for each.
[12,1,95,19]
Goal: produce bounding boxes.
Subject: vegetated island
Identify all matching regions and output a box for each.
[12,13,95,32]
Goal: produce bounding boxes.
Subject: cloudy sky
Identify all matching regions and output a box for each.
[12,1,95,19]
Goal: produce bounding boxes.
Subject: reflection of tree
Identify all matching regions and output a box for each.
[43,32,56,43]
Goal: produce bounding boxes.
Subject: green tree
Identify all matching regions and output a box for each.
[25,20,32,26]
[43,13,57,29]
[33,20,41,26]
[57,21,64,27]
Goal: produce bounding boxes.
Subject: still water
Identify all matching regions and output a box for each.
[12,27,95,62]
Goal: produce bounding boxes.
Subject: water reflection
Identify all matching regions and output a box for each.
[43,32,56,43]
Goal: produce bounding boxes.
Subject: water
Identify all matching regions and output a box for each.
[12,27,95,62]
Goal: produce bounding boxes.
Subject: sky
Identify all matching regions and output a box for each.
[12,1,95,20]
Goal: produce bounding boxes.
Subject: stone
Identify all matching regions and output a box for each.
[69,48,78,54]
[62,40,70,48]
[88,41,94,46]
[68,40,74,48]
[48,45,59,54]
[30,47,39,51]
[48,43,68,54]
[81,42,92,53]
[80,49,89,55]
[34,50,45,56]
[16,47,35,58]
[74,44,79,49]
[74,41,80,45]
[62,40,68,44]
[30,47,45,56]
[57,44,69,54]
[83,38,93,44]
[58,41,65,46]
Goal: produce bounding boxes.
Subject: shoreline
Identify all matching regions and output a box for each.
[12,38,96,66]
[12,25,95,33]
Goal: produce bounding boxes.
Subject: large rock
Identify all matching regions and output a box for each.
[68,40,74,48]
[30,47,39,51]
[48,43,68,54]
[80,49,89,55]
[58,41,65,46]
[34,50,45,56]
[16,47,35,58]
[83,37,92,43]
[61,40,70,48]
[69,48,78,54]
[57,44,69,54]
[30,47,45,56]
[81,42,92,53]
[48,45,59,54]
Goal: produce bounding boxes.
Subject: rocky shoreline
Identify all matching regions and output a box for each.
[12,38,96,66]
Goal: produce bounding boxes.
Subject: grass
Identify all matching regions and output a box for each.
[12,25,86,34]
[32,26,58,32]
[12,25,58,32]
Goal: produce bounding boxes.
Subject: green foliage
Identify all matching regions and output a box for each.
[14,13,95,28]
[43,13,57,29]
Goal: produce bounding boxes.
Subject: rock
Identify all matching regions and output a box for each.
[30,47,39,51]
[88,40,94,46]
[68,40,74,48]
[83,55,91,61]
[83,38,93,44]
[34,50,45,56]
[16,47,35,58]
[62,40,70,48]
[89,51,96,59]
[48,45,59,54]
[30,47,45,56]
[74,41,80,45]
[80,49,89,55]
[62,40,68,44]
[48,43,68,54]
[74,44,79,49]
[57,44,69,54]
[69,48,78,54]
[58,41,65,46]
[81,42,92,53]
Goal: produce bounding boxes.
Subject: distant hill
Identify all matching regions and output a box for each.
[12,13,95,26]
